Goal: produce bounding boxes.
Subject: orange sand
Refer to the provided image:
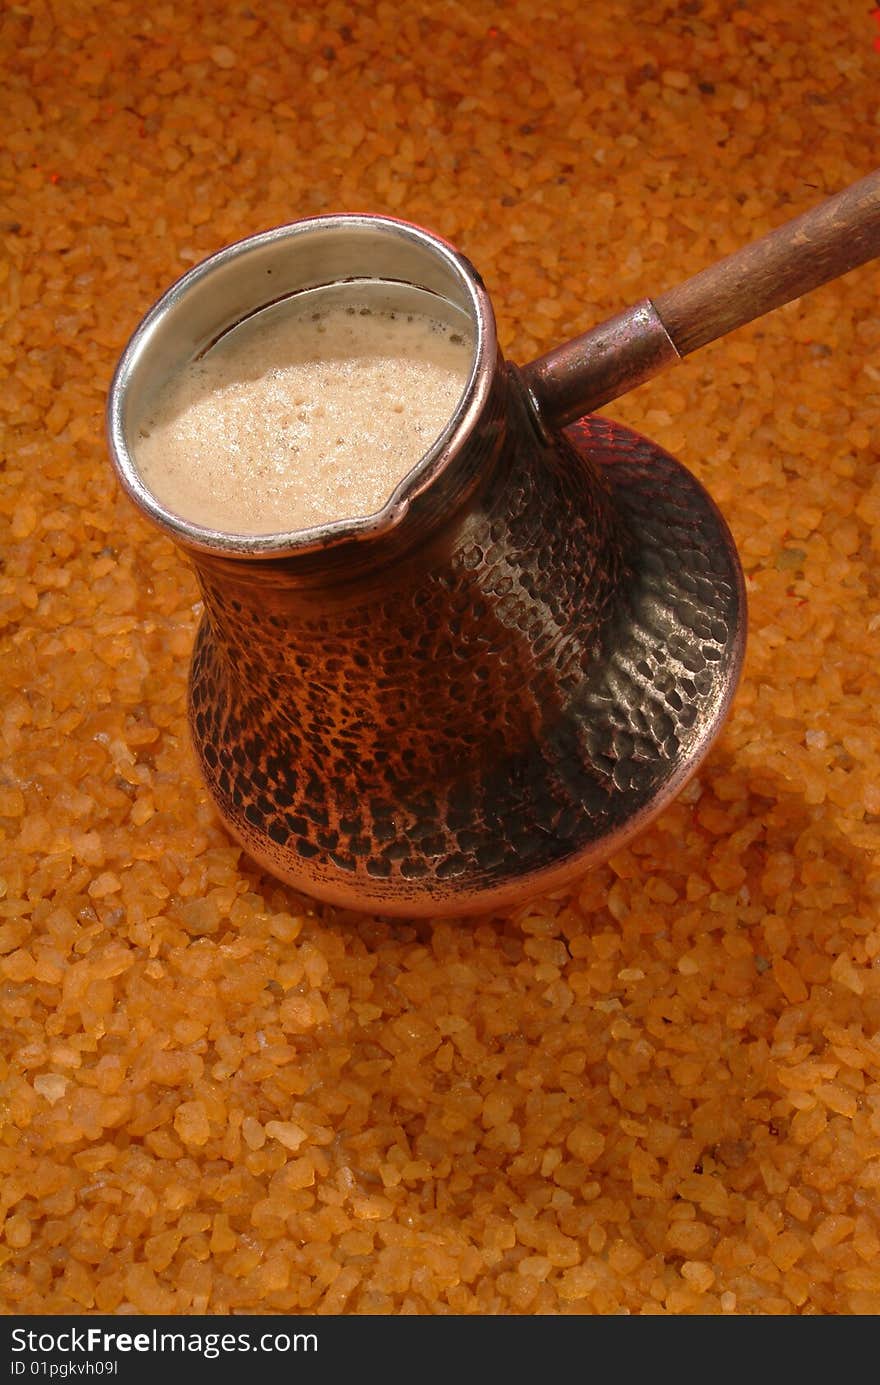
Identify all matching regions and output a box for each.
[1,0,879,1316]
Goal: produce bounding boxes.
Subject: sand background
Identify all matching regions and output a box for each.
[1,0,879,1314]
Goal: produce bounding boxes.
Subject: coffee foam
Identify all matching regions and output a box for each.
[135,294,474,535]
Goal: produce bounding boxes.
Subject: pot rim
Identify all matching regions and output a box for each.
[106,213,497,559]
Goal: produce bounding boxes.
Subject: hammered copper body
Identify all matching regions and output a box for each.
[183,396,744,916]
[107,177,880,916]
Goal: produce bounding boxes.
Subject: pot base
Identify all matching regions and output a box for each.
[190,414,746,918]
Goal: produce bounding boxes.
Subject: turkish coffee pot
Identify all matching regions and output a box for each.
[107,170,880,916]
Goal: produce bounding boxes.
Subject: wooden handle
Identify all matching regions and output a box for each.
[521,169,880,428]
[653,168,880,356]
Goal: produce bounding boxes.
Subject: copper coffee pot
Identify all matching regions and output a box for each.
[107,170,880,917]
